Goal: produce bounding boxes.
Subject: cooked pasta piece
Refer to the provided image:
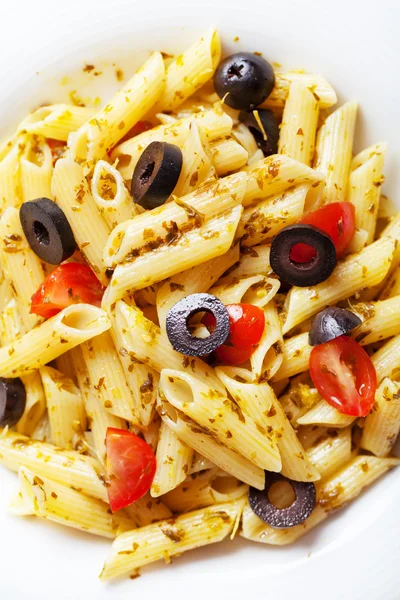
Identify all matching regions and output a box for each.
[273,332,311,381]
[379,268,400,300]
[20,136,53,201]
[353,296,400,345]
[150,420,193,497]
[16,371,47,437]
[209,274,278,308]
[217,243,272,285]
[0,138,22,212]
[250,301,283,381]
[372,335,400,383]
[261,71,337,110]
[307,427,352,478]
[173,121,215,197]
[210,137,248,175]
[18,104,93,141]
[122,492,172,527]
[0,297,23,345]
[361,377,400,457]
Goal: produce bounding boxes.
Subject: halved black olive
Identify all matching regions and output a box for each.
[131,141,183,210]
[248,472,316,529]
[239,109,279,156]
[270,224,336,287]
[166,293,230,356]
[309,307,362,346]
[0,378,26,427]
[20,198,76,264]
[214,52,275,110]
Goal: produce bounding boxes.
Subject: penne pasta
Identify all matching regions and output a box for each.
[18,104,94,141]
[150,420,193,497]
[210,137,248,175]
[361,377,400,457]
[372,335,400,383]
[261,71,337,110]
[20,135,53,201]
[297,399,355,428]
[173,121,215,197]
[16,371,47,437]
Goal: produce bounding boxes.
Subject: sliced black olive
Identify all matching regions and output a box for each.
[309,307,362,346]
[214,52,275,110]
[0,378,26,427]
[131,141,183,210]
[20,198,76,265]
[239,109,279,156]
[166,293,230,356]
[270,224,336,287]
[248,472,316,529]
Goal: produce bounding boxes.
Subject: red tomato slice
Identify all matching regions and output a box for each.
[309,335,377,417]
[106,428,156,512]
[290,202,356,263]
[30,262,105,319]
[203,303,265,366]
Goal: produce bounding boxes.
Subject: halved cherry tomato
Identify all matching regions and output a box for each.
[309,335,377,417]
[105,428,156,512]
[203,303,265,366]
[290,202,356,263]
[30,262,105,319]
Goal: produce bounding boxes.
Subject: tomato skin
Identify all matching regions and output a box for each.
[290,202,356,263]
[105,428,156,512]
[309,335,377,417]
[203,303,265,366]
[30,263,105,319]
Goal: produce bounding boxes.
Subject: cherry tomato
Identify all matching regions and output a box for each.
[203,303,265,366]
[30,262,105,319]
[290,202,356,263]
[117,120,153,147]
[309,335,377,417]
[105,428,156,512]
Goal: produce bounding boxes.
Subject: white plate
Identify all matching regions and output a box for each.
[0,1,399,598]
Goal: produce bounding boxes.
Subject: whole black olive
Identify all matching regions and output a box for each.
[166,293,230,356]
[270,224,337,287]
[131,141,183,210]
[214,52,275,110]
[239,109,279,156]
[248,472,316,528]
[0,378,26,427]
[309,307,362,346]
[20,198,76,264]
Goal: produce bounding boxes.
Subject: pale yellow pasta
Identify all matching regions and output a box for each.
[346,227,369,255]
[0,277,14,314]
[261,71,337,110]
[361,378,400,457]
[209,274,278,308]
[307,427,352,479]
[210,137,248,175]
[0,139,22,211]
[100,499,245,580]
[278,81,319,165]
[0,297,23,345]
[0,207,44,332]
[51,158,110,283]
[122,492,172,527]
[380,268,400,300]
[217,243,272,285]
[150,420,193,497]
[31,412,51,443]
[372,335,400,383]
[353,296,400,345]
[40,366,86,449]
[18,104,93,141]
[273,332,311,381]
[20,136,53,201]
[189,453,215,474]
[173,121,215,197]
[297,399,355,428]
[250,301,283,381]
[313,102,358,204]
[232,123,259,158]
[16,371,47,437]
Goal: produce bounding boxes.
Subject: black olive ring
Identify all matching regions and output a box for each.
[0,377,26,427]
[166,293,230,357]
[248,472,316,529]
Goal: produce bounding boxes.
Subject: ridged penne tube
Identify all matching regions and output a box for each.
[113,300,223,392]
[100,499,245,580]
[103,205,243,303]
[122,492,172,527]
[237,184,310,246]
[20,136,53,201]
[91,160,139,230]
[278,383,322,426]
[51,158,110,283]
[217,243,272,285]
[54,349,78,384]
[159,369,281,472]
[189,453,215,474]
[209,274,278,308]
[112,106,232,180]
[353,296,400,345]
[31,413,51,443]
[361,378,400,457]
[102,171,245,268]
[232,123,259,158]
[297,400,355,428]
[0,277,14,314]
[282,237,395,334]
[150,420,193,497]
[210,137,248,175]
[372,335,400,382]
[153,28,220,113]
[307,427,352,479]
[347,227,369,255]
[18,104,94,141]
[313,102,358,204]
[242,155,323,207]
[278,81,319,165]
[241,456,398,545]
[40,366,86,449]
[273,332,311,381]
[0,140,22,212]
[0,429,108,502]
[250,301,283,381]
[261,71,337,110]
[157,396,264,489]
[216,368,320,482]
[15,467,133,538]
[0,304,110,378]
[0,207,44,332]
[173,121,215,197]
[348,143,386,244]
[16,371,47,437]
[0,297,23,345]
[379,268,400,300]
[69,52,165,167]
[80,331,139,424]
[156,246,239,331]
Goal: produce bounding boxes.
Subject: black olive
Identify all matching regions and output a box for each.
[270,224,337,287]
[19,198,76,264]
[131,141,183,210]
[166,293,230,357]
[214,52,275,110]
[309,307,362,346]
[0,378,26,427]
[239,109,279,156]
[248,472,316,529]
